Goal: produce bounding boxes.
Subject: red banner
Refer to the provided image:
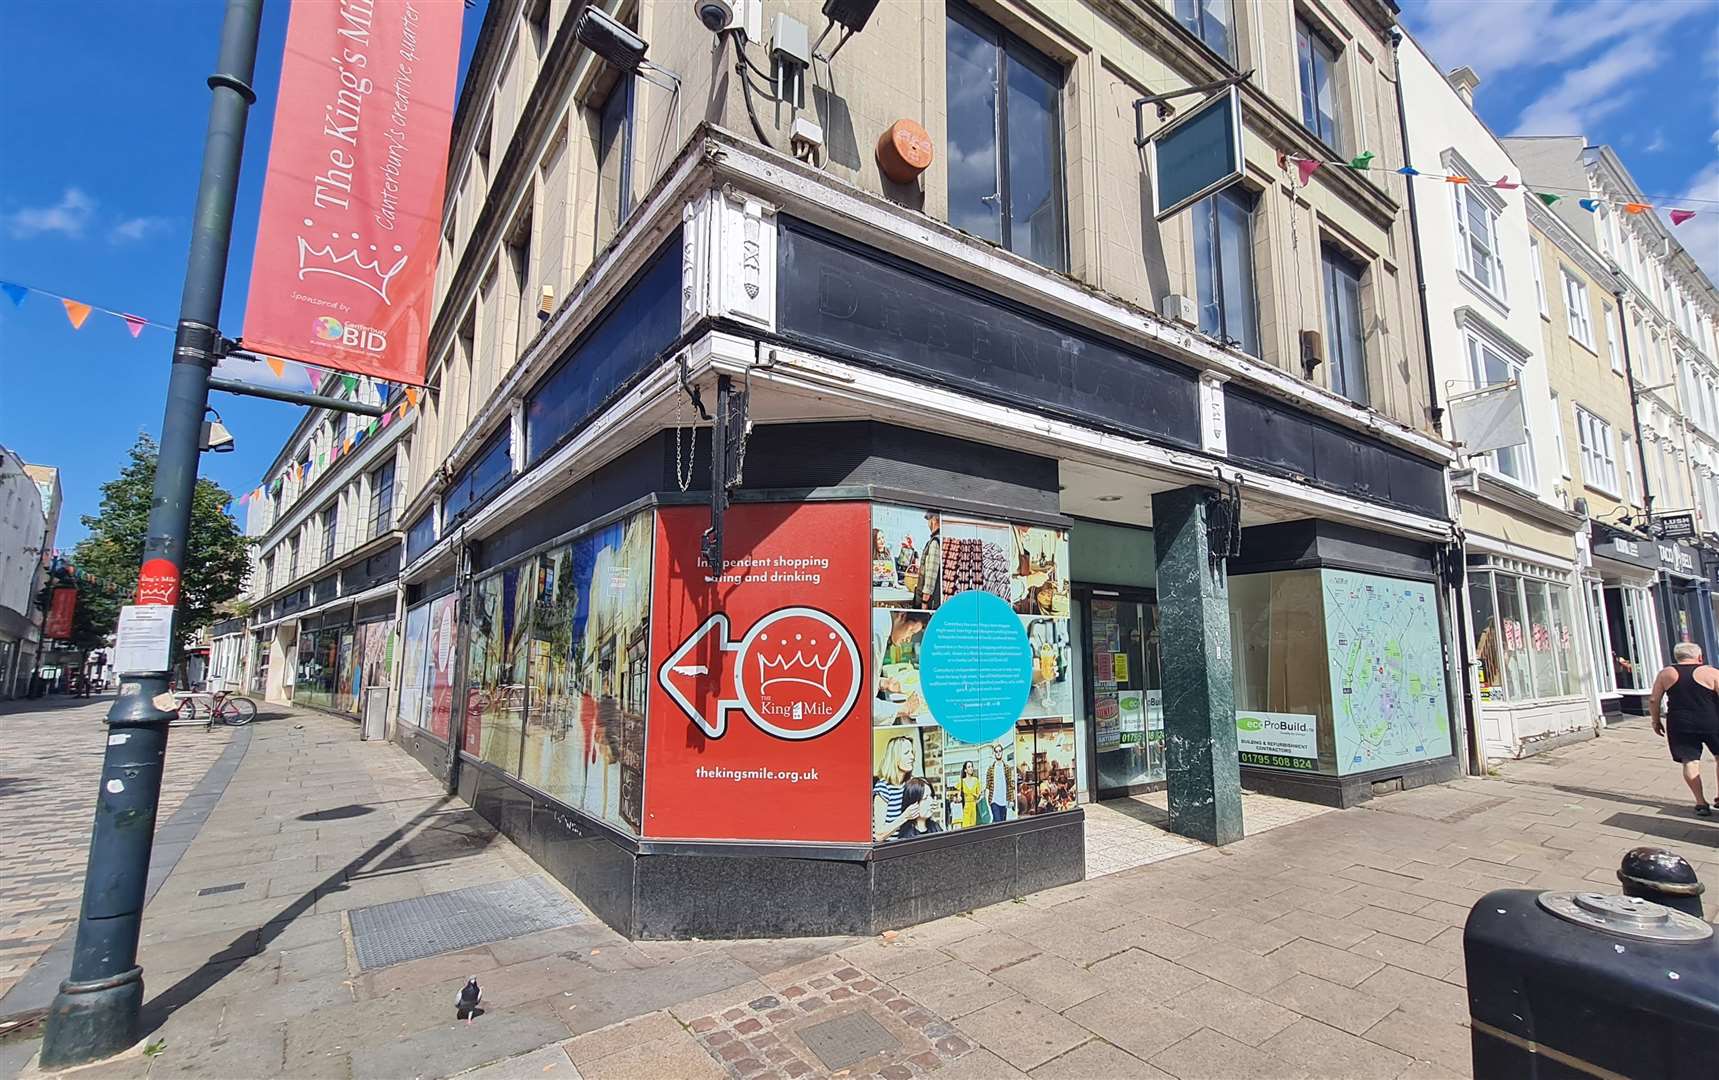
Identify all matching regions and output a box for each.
[45,587,77,640]
[242,1,461,384]
[644,503,872,843]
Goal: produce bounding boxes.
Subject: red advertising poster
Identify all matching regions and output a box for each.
[241,0,461,384]
[645,503,871,843]
[45,587,77,640]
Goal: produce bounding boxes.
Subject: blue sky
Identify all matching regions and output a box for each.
[1,1,1714,554]
[0,2,485,552]
[1403,0,1719,278]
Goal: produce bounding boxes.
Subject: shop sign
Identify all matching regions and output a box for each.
[1588,523,1658,569]
[645,503,872,843]
[45,587,77,640]
[1658,512,1697,540]
[1658,541,1698,577]
[1236,711,1320,772]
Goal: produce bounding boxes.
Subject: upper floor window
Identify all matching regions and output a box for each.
[1561,267,1593,349]
[1575,408,1618,495]
[1176,0,1237,66]
[286,533,301,581]
[594,74,634,249]
[1192,186,1260,356]
[368,460,396,540]
[321,504,337,564]
[1295,18,1342,150]
[1454,186,1504,301]
[946,2,1067,272]
[1466,333,1533,487]
[1322,243,1367,406]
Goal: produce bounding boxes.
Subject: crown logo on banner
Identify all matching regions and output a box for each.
[757,642,841,696]
[296,221,409,304]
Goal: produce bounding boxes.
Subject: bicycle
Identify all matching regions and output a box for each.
[175,688,257,725]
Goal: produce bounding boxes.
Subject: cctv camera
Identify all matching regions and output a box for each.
[698,0,735,33]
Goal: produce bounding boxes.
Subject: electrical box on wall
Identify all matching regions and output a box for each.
[1158,293,1197,327]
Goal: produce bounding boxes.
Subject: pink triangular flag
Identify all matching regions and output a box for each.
[121,313,146,338]
[1296,158,1322,186]
[62,299,92,329]
[1492,176,1519,190]
[380,410,393,428]
[1669,209,1696,226]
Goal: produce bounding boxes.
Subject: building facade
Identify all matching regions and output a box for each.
[1507,135,1719,711]
[0,447,53,698]
[1397,43,1595,762]
[373,0,1460,939]
[239,377,415,721]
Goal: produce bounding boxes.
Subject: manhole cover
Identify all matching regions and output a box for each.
[349,877,584,970]
[797,1011,900,1072]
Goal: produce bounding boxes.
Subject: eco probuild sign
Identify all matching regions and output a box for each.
[1236,711,1319,772]
[243,0,460,384]
[646,504,872,843]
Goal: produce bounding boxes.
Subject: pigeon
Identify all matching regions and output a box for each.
[456,977,481,1024]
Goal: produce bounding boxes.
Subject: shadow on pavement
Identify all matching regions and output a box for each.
[1599,810,1719,849]
[138,795,495,1036]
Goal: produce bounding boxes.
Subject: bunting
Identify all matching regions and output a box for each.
[1282,154,1706,225]
[61,299,92,329]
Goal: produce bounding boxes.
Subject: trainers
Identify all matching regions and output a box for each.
[1698,804,1714,818]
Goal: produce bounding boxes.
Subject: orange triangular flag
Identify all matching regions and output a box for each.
[405,386,420,407]
[343,437,354,453]
[121,313,146,338]
[62,299,92,329]
[1446,175,1471,185]
[266,356,285,377]
[1623,202,1650,214]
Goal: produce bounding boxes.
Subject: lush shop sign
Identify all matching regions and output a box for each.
[645,503,872,843]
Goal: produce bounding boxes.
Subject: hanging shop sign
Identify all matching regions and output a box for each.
[645,502,873,843]
[242,1,462,384]
[44,586,78,640]
[1657,513,1697,540]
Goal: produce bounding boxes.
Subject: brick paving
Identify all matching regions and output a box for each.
[0,695,234,1001]
[4,706,1714,1078]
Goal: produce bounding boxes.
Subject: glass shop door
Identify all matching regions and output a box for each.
[1080,587,1165,797]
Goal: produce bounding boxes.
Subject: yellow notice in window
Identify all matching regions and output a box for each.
[1112,652,1129,682]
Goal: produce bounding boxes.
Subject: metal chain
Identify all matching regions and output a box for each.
[673,375,694,493]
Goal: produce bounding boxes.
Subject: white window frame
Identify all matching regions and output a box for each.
[1530,236,1548,318]
[1549,390,1570,479]
[1575,406,1618,496]
[1622,433,1639,505]
[1562,267,1594,350]
[1463,323,1535,488]
[1450,173,1507,306]
[1603,304,1622,375]
[1584,579,1616,697]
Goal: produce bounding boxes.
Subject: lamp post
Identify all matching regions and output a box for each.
[38,0,263,1066]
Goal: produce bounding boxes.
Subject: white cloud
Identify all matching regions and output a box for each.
[1410,1,1647,81]
[1509,33,1667,136]
[1662,160,1719,281]
[1645,131,1667,153]
[4,188,95,239]
[109,216,169,244]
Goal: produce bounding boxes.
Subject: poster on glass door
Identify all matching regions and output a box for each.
[1236,710,1320,771]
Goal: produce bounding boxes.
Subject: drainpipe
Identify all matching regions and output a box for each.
[1388,29,1443,430]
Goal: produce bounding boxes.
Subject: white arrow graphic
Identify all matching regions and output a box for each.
[656,613,742,738]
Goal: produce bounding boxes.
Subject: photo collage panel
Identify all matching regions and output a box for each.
[870,504,1076,841]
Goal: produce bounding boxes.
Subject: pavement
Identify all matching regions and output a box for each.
[0,701,1714,1080]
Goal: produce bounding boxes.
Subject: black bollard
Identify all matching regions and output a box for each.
[1617,846,1707,920]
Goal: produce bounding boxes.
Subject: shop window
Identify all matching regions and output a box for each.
[1295,17,1342,150]
[593,73,633,249]
[1605,585,1658,690]
[1193,186,1261,357]
[398,602,430,730]
[465,562,533,775]
[1470,563,1585,702]
[945,2,1067,272]
[1322,243,1368,406]
[1231,567,1451,775]
[1176,0,1237,66]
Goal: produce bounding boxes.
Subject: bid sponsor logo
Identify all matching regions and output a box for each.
[310,315,387,353]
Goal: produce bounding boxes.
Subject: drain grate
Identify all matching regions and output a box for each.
[348,876,584,970]
[197,882,246,896]
[797,1011,900,1072]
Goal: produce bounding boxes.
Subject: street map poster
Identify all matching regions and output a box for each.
[1323,570,1451,775]
[644,503,871,843]
[242,0,461,383]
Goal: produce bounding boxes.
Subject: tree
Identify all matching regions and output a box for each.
[71,433,252,650]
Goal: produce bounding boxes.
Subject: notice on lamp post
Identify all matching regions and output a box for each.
[114,605,174,675]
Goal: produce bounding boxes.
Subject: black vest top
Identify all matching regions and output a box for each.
[1665,663,1719,733]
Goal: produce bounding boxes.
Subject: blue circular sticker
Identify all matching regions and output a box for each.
[919,591,1033,743]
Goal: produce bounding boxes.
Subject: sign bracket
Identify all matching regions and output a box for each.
[1135,70,1252,145]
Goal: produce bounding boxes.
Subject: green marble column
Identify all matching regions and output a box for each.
[1151,486,1244,845]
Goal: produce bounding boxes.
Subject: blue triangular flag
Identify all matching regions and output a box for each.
[0,282,26,307]
[1578,198,1601,213]
[1397,166,1420,176]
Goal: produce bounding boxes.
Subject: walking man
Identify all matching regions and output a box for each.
[1648,642,1719,817]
